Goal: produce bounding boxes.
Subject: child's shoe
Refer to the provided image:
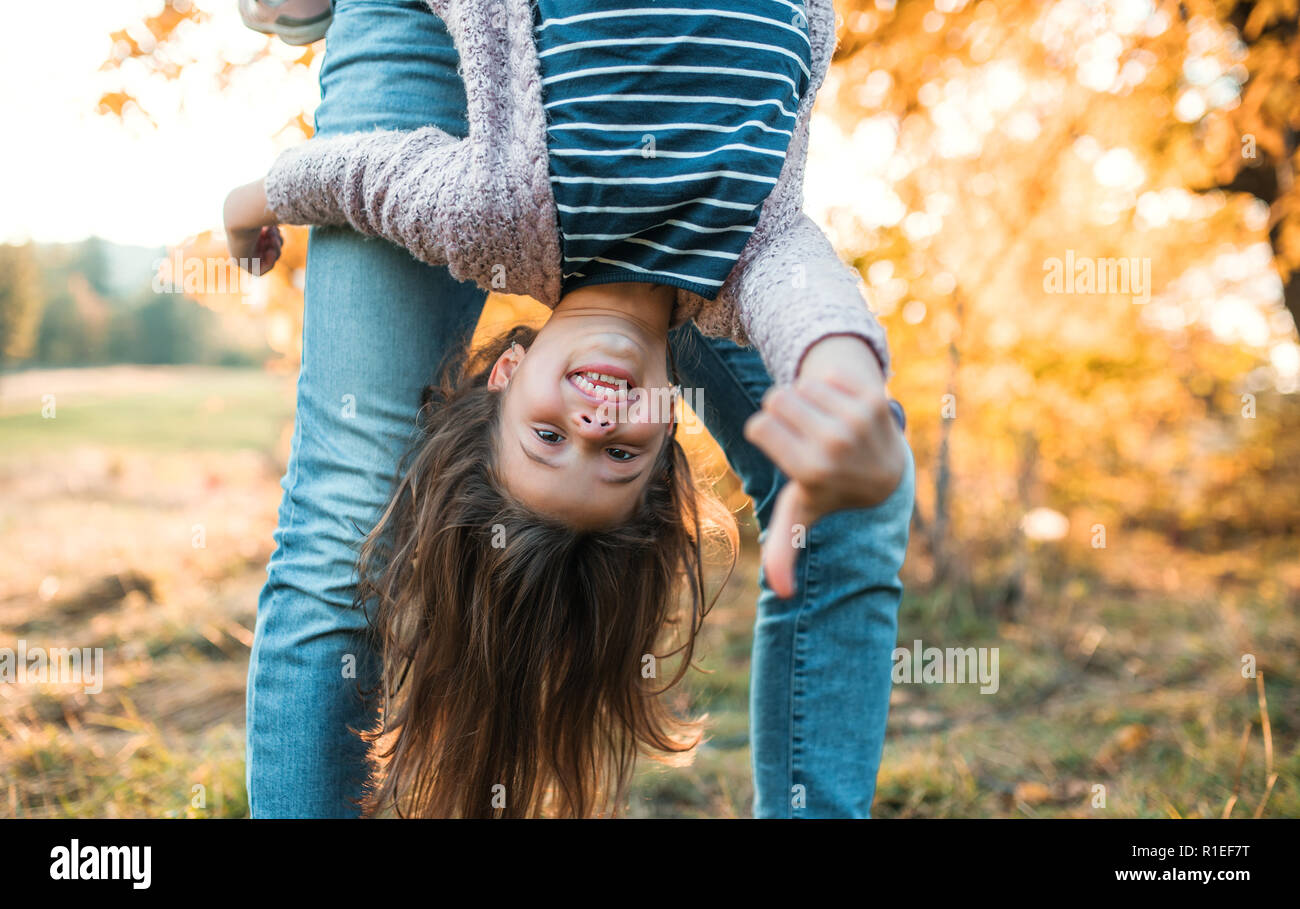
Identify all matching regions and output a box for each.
[238,0,334,45]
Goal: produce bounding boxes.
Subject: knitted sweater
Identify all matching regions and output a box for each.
[263,0,890,386]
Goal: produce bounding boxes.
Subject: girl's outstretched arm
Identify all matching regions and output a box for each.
[722,198,905,599]
[260,124,466,267]
[719,0,903,596]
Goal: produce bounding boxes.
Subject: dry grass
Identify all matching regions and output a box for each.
[0,365,1294,817]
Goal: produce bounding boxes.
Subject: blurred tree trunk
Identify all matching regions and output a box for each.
[1003,427,1039,621]
[0,242,45,375]
[930,304,961,587]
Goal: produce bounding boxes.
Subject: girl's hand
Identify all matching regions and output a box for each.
[743,335,907,599]
[223,179,282,276]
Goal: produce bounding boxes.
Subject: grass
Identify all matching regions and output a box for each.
[1,366,289,818]
[0,365,294,454]
[0,365,1294,818]
[876,587,1297,818]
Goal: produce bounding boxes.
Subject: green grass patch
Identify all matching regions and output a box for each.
[0,367,292,455]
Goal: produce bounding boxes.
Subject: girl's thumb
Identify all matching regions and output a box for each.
[761,483,813,600]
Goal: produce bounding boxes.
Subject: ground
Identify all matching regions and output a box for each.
[0,366,1293,818]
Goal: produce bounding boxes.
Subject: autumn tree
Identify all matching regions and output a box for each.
[821,0,1299,606]
[0,242,44,370]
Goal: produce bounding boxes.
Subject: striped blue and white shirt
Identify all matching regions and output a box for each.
[532,0,812,299]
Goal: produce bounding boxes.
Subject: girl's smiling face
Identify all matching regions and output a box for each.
[488,283,679,529]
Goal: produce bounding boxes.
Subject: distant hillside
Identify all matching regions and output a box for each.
[1,237,271,370]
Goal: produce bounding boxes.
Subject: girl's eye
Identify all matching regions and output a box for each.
[535,429,563,443]
[606,448,635,462]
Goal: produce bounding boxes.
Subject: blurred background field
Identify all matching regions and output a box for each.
[2,357,1295,818]
[3,0,1300,817]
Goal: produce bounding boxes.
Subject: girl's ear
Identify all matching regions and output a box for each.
[487,342,525,392]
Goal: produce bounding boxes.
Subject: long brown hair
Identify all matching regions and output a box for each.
[353,324,737,817]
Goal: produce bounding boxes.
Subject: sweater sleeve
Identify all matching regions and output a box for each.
[262,125,466,267]
[727,212,892,387]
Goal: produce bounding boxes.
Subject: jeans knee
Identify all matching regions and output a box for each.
[263,430,401,615]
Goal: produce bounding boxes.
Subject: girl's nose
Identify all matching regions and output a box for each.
[572,410,615,439]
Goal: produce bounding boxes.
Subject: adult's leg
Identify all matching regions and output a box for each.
[245,0,487,817]
[668,325,915,818]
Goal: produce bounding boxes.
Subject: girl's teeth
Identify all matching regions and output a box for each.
[573,371,625,400]
[575,371,626,388]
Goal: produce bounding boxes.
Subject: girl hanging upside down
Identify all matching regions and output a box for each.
[227,0,909,817]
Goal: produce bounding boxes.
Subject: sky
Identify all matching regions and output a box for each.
[0,0,320,247]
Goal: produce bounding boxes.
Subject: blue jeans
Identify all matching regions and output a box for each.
[244,0,915,818]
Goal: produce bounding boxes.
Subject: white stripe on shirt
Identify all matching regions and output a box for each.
[550,169,779,186]
[544,93,798,120]
[542,64,800,97]
[550,143,787,160]
[535,8,812,48]
[566,238,741,261]
[577,255,728,286]
[536,35,811,79]
[564,220,756,241]
[546,120,794,137]
[556,197,757,213]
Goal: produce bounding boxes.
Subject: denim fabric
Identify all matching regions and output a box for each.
[668,329,915,817]
[245,0,914,818]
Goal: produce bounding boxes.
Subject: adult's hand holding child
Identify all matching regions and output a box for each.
[743,335,907,599]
